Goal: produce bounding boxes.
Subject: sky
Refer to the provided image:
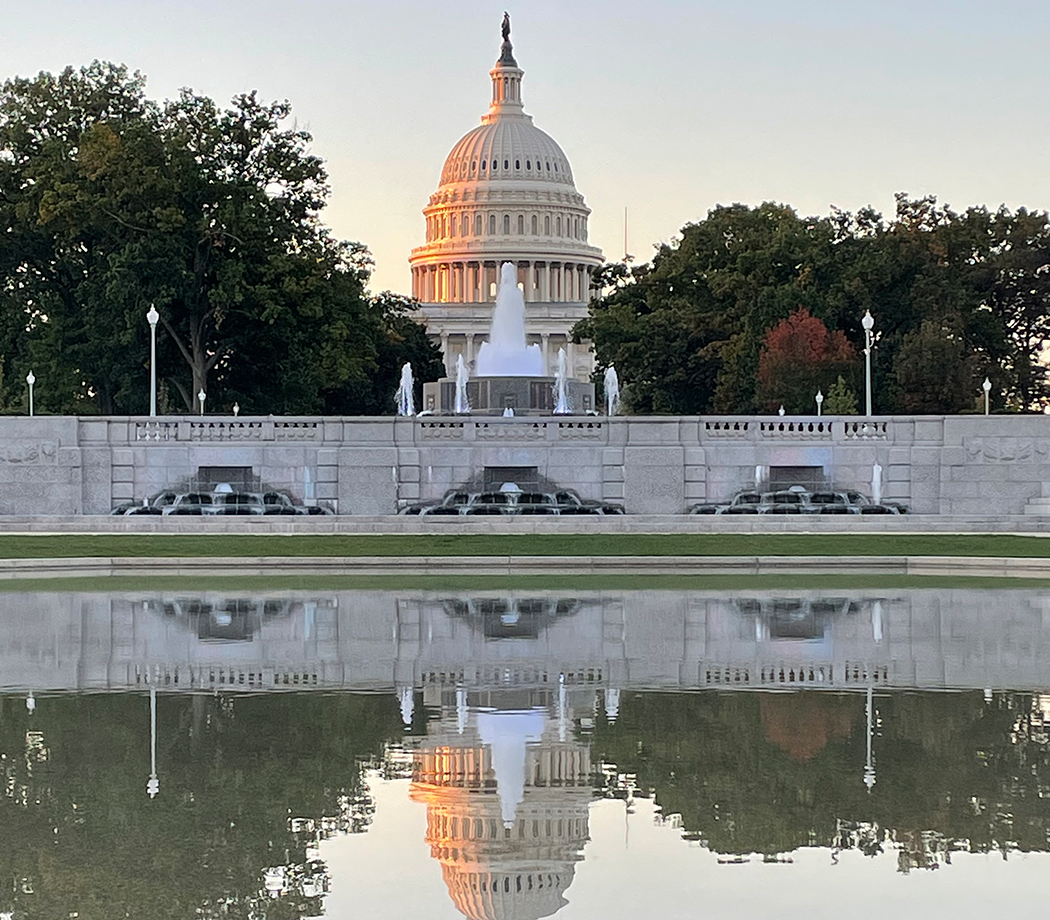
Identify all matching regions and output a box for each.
[5,1,1050,294]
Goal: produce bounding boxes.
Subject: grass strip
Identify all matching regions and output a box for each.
[0,532,1044,558]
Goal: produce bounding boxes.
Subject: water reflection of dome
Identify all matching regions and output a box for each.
[410,705,593,920]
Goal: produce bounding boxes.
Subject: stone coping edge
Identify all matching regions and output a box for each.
[0,515,1047,535]
[0,555,1048,580]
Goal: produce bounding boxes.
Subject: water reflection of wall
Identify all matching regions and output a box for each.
[4,588,1050,694]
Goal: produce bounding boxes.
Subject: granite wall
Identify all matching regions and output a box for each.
[1,413,1049,515]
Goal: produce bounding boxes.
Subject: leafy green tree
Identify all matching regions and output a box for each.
[578,195,1050,415]
[824,375,858,414]
[0,63,438,415]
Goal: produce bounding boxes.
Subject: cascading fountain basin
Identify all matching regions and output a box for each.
[422,262,595,415]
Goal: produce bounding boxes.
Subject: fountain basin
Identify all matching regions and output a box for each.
[423,375,594,415]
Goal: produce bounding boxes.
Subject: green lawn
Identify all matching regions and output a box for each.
[0,532,1044,558]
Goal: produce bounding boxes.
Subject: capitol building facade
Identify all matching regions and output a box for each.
[409,17,604,380]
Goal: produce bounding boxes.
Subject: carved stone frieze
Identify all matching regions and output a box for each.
[0,441,57,463]
[964,437,1049,463]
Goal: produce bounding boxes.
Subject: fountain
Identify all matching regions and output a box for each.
[422,262,595,415]
[475,263,545,377]
[395,363,415,416]
[453,354,470,414]
[553,348,570,414]
[604,365,621,416]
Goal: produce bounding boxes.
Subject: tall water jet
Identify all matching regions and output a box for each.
[395,363,415,416]
[475,263,545,377]
[454,354,470,414]
[604,365,621,416]
[553,347,570,414]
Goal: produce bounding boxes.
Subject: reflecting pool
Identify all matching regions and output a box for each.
[2,584,1049,919]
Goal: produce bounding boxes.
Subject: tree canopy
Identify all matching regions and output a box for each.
[0,62,441,415]
[577,196,1050,414]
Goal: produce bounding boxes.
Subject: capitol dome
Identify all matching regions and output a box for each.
[410,15,603,382]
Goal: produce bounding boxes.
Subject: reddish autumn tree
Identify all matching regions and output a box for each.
[756,308,858,413]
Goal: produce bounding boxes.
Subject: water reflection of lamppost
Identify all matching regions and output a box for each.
[146,686,159,799]
[863,685,876,793]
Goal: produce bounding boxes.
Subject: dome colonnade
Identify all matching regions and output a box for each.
[409,16,604,379]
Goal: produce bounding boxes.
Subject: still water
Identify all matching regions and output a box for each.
[2,583,1049,919]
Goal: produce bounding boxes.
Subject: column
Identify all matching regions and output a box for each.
[566,339,576,377]
[466,333,476,366]
[440,331,450,374]
[541,333,550,375]
[540,262,550,302]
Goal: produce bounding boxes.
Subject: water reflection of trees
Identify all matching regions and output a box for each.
[590,690,1050,867]
[0,692,400,919]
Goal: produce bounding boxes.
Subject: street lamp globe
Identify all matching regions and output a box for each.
[146,305,159,328]
[815,389,824,416]
[861,310,874,333]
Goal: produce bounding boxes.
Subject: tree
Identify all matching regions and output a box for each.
[578,195,1050,415]
[576,203,844,414]
[0,63,437,415]
[824,375,858,414]
[755,308,856,413]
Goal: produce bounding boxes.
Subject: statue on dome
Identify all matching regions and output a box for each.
[499,12,516,65]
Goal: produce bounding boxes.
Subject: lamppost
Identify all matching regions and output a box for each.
[815,389,824,417]
[197,388,206,417]
[232,402,240,417]
[862,310,875,417]
[25,371,35,417]
[982,377,991,416]
[147,305,159,417]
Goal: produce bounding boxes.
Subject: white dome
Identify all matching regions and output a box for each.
[439,120,575,189]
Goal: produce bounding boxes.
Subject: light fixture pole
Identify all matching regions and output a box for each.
[147,305,159,417]
[197,388,206,417]
[863,684,876,793]
[232,402,240,417]
[815,389,824,417]
[146,685,159,799]
[862,310,875,417]
[982,377,991,416]
[26,371,35,417]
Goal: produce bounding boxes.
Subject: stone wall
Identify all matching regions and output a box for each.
[2,413,1049,515]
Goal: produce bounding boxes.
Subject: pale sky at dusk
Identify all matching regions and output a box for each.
[5,1,1050,294]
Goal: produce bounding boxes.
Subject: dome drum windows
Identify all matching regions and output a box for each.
[503,214,510,234]
[475,214,483,236]
[488,214,496,235]
[517,214,524,234]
